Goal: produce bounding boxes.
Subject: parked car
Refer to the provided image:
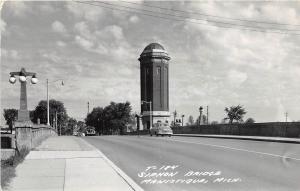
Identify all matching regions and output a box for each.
[150,122,173,137]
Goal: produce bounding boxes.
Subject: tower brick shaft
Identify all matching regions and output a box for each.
[139,43,171,129]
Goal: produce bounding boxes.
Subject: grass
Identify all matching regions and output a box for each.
[1,148,29,189]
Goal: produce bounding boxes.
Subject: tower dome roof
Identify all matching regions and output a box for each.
[143,43,165,51]
[139,42,170,61]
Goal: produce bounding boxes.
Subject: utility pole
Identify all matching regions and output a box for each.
[207,105,209,125]
[47,79,50,125]
[55,111,58,132]
[87,102,90,115]
[46,79,64,127]
[173,110,177,127]
[149,101,152,129]
[284,112,288,137]
[199,106,203,126]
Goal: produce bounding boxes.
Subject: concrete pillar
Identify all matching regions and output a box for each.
[15,127,32,150]
[17,81,30,122]
[20,81,27,110]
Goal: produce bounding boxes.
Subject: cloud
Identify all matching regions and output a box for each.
[4,1,29,17]
[104,25,124,40]
[42,52,63,64]
[56,41,66,47]
[10,50,19,59]
[95,25,124,41]
[73,23,127,57]
[129,15,140,24]
[52,20,67,34]
[74,21,92,40]
[94,43,109,55]
[227,70,248,87]
[39,3,55,13]
[65,1,104,23]
[260,4,299,25]
[0,18,6,32]
[2,1,300,123]
[75,36,94,51]
[1,49,20,60]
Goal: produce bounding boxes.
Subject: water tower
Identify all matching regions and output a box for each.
[139,43,171,129]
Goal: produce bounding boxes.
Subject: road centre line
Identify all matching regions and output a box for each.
[143,136,300,161]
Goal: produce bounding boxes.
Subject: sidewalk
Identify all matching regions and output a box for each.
[173,134,300,144]
[4,136,143,191]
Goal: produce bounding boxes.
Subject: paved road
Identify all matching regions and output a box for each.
[83,136,300,191]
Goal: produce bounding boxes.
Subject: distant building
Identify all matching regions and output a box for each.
[139,43,171,129]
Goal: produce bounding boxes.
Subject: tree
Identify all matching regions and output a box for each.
[202,115,207,125]
[32,99,68,127]
[128,114,137,126]
[245,118,255,123]
[77,121,86,133]
[64,118,77,135]
[3,109,17,133]
[86,107,104,134]
[29,110,35,123]
[85,101,132,135]
[224,105,247,124]
[187,115,194,125]
[104,102,132,135]
[196,114,207,125]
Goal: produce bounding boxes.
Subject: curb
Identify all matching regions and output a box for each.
[173,134,300,144]
[80,138,144,191]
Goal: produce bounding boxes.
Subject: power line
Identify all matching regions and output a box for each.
[94,1,300,33]
[120,0,300,27]
[73,1,300,36]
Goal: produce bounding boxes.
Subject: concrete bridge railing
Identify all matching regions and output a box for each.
[15,122,57,150]
[172,122,300,138]
[1,122,57,160]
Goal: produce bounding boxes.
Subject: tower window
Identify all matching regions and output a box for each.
[157,66,161,75]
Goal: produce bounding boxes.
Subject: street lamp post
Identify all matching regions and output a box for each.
[142,101,152,129]
[9,68,38,122]
[199,106,203,126]
[46,79,64,126]
[173,110,177,127]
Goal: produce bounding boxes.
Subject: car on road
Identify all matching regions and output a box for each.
[150,122,173,137]
[85,126,96,136]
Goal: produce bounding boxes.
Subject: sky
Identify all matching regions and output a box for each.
[1,1,300,125]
